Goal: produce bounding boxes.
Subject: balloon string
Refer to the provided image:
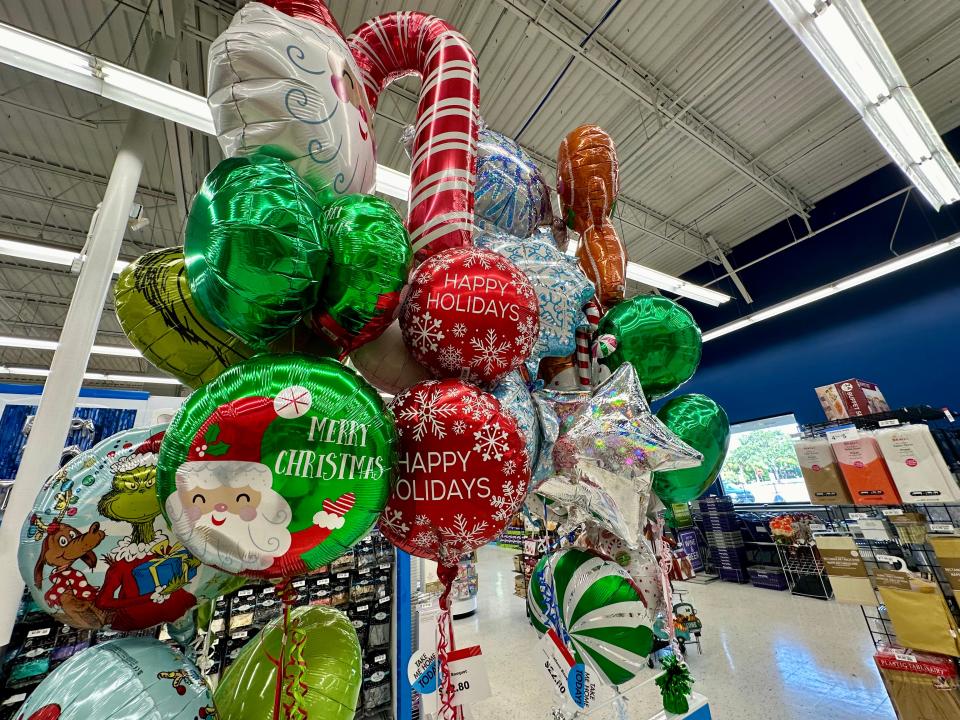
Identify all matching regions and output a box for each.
[437,563,461,720]
[273,579,293,720]
[654,518,681,657]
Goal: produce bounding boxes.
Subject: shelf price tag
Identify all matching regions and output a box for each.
[930,523,955,534]
[878,418,900,427]
[447,645,491,707]
[809,523,826,532]
[848,513,870,520]
[894,652,917,663]
[826,425,859,442]
[881,509,904,516]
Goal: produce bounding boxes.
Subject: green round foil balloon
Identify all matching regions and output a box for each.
[653,394,730,505]
[310,194,412,357]
[597,295,702,400]
[115,247,252,388]
[185,154,329,348]
[214,605,361,720]
[157,353,396,580]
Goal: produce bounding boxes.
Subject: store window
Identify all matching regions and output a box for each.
[718,414,808,504]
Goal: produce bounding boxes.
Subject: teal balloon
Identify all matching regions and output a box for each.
[597,295,701,400]
[653,394,730,505]
[185,154,329,348]
[17,638,215,719]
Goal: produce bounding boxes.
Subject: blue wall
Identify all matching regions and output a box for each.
[678,128,960,425]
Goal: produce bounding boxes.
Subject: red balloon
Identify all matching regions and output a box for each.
[378,380,529,564]
[400,247,539,385]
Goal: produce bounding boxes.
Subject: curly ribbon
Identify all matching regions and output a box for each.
[654,517,681,657]
[266,580,309,720]
[436,562,463,720]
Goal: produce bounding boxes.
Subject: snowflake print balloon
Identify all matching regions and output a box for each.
[379,379,529,566]
[400,247,539,385]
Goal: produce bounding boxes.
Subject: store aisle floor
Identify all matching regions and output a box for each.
[453,546,897,719]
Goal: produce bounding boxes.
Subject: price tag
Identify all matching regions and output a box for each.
[930,523,955,534]
[878,418,900,427]
[358,568,370,576]
[27,628,51,639]
[356,605,369,613]
[447,645,492,707]
[379,563,391,570]
[849,512,870,520]
[882,508,904,516]
[293,580,306,588]
[537,630,596,708]
[876,554,900,565]
[317,578,330,586]
[809,524,826,532]
[379,596,391,605]
[375,653,387,664]
[826,425,859,442]
[894,652,917,663]
[337,572,350,579]
[945,408,955,423]
[238,589,253,597]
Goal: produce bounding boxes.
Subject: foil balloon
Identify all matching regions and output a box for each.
[157,354,396,580]
[557,125,626,308]
[474,128,551,237]
[580,525,663,621]
[349,319,432,395]
[17,424,234,632]
[185,155,329,348]
[526,553,552,636]
[15,638,215,720]
[538,354,582,391]
[491,371,539,474]
[400,247,539,385]
[207,1,376,200]
[347,12,480,261]
[115,247,252,389]
[596,295,702,400]
[531,393,560,487]
[549,548,654,686]
[378,380,528,565]
[214,606,361,720]
[310,194,413,357]
[474,230,594,376]
[653,394,730,506]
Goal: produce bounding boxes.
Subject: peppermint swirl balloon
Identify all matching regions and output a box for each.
[526,553,552,635]
[157,354,396,580]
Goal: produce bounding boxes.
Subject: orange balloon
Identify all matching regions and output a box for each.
[557,125,619,234]
[577,219,626,309]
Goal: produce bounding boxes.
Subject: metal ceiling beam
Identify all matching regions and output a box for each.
[494,0,812,219]
[0,96,99,129]
[0,185,97,213]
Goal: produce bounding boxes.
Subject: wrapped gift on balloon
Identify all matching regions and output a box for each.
[15,638,215,720]
[115,247,252,389]
[17,425,233,632]
[157,354,396,580]
[207,0,376,200]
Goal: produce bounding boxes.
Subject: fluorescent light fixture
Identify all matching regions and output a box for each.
[769,0,960,209]
[0,22,411,200]
[702,233,960,341]
[0,238,129,274]
[0,365,179,385]
[0,334,142,358]
[564,239,731,306]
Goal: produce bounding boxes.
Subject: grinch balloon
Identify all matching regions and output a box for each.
[17,425,235,632]
[158,354,396,580]
[207,0,376,199]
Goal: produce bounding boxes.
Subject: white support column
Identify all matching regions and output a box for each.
[0,28,182,645]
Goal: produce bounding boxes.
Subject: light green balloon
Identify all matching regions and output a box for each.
[214,605,361,720]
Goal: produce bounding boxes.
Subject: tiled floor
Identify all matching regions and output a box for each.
[453,546,897,719]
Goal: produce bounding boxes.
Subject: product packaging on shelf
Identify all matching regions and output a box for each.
[816,535,877,605]
[874,424,960,502]
[875,646,960,720]
[794,438,853,505]
[815,378,890,420]
[830,434,901,505]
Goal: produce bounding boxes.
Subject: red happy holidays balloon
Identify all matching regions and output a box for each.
[378,379,529,564]
[400,247,539,385]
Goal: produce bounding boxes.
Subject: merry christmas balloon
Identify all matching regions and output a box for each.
[157,354,396,580]
[491,371,538,475]
[17,425,232,632]
[400,247,539,385]
[596,295,702,400]
[310,194,412,357]
[185,155,329,348]
[207,0,376,200]
[349,319,432,396]
[653,394,730,506]
[16,638,215,720]
[474,128,551,237]
[348,11,480,261]
[474,230,594,376]
[378,380,528,565]
[115,248,252,389]
[214,605,361,720]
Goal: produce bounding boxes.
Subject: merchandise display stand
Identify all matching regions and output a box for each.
[775,543,833,600]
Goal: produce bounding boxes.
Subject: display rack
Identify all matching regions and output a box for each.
[774,543,833,600]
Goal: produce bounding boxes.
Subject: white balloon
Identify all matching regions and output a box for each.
[350,319,431,396]
[208,2,376,198]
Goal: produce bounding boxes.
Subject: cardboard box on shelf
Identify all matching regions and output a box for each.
[816,379,890,420]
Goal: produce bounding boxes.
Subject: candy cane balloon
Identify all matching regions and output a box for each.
[207,1,376,200]
[348,12,480,262]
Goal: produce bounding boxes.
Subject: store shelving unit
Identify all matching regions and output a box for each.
[774,542,833,600]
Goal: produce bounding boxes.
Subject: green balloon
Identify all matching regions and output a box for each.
[311,194,412,356]
[157,353,396,580]
[185,155,329,348]
[597,295,702,400]
[214,605,361,720]
[115,247,252,388]
[653,394,730,505]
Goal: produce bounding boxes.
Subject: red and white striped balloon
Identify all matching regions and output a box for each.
[348,12,480,262]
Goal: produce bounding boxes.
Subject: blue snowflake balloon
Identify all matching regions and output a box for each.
[474,128,552,237]
[475,229,595,375]
[492,371,539,479]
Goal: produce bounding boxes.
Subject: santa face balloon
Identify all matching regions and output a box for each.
[207,2,376,200]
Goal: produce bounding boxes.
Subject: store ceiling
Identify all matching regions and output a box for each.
[0,0,958,387]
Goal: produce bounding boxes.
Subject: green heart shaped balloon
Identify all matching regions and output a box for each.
[653,394,730,505]
[115,247,252,388]
[597,295,701,400]
[214,605,361,720]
